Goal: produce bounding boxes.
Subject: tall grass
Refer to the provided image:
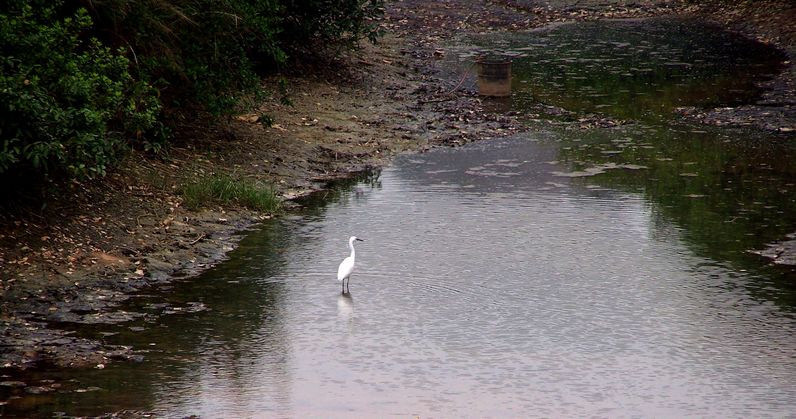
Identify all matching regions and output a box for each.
[181,174,280,212]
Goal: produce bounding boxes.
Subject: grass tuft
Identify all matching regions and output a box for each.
[181,174,280,212]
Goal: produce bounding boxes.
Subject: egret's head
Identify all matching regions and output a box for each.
[350,236,364,243]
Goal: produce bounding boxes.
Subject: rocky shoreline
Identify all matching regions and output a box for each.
[2,0,794,378]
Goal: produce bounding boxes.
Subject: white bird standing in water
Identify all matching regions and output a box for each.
[337,236,363,293]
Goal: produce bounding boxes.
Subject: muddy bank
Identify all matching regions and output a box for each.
[675,1,796,135]
[753,233,796,266]
[684,0,796,264]
[2,0,796,377]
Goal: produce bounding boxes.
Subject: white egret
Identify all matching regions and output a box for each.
[337,236,363,293]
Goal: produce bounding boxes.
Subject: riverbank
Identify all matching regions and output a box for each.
[2,0,795,374]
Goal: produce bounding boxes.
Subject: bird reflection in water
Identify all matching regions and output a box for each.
[337,292,354,322]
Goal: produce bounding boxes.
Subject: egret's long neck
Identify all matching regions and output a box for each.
[348,240,356,258]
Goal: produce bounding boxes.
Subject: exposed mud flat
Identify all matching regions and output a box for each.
[753,233,796,266]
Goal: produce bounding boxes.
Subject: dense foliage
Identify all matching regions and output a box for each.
[280,0,384,51]
[0,2,160,179]
[0,0,384,181]
[83,0,286,116]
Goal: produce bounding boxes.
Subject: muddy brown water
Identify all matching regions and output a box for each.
[3,18,796,418]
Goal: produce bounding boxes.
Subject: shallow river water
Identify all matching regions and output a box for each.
[5,18,796,418]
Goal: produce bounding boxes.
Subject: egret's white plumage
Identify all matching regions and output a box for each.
[337,236,363,293]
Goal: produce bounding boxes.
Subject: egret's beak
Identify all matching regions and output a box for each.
[356,238,364,241]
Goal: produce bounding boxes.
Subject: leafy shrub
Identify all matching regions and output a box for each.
[83,0,385,115]
[0,0,384,185]
[0,1,160,179]
[83,0,286,116]
[279,0,385,53]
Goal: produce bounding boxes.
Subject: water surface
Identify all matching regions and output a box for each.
[456,18,786,122]
[3,17,796,418]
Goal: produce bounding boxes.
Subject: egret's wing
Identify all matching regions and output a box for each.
[337,256,354,281]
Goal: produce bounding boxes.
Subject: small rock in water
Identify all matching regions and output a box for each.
[25,386,55,394]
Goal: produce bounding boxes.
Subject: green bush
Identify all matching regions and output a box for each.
[0,1,160,179]
[83,0,385,115]
[280,0,385,52]
[0,0,384,185]
[83,0,286,116]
